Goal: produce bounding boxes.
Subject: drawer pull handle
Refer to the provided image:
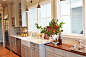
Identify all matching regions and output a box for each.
[34,45,35,46]
[34,48,35,50]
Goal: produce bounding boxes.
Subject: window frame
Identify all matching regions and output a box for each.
[29,8,38,31]
[41,3,51,27]
[27,0,51,32]
[58,0,86,39]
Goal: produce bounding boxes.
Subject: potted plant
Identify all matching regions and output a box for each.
[35,19,65,44]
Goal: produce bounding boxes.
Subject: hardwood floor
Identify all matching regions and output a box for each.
[0,44,19,57]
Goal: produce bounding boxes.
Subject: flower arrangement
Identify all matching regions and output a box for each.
[35,19,65,36]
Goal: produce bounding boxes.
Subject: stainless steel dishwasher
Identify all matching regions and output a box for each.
[16,38,21,56]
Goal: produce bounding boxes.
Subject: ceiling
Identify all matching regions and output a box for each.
[0,0,20,7]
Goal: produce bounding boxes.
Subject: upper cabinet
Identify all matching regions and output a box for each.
[21,0,27,27]
[11,2,19,27]
[12,4,15,18]
[11,0,27,27]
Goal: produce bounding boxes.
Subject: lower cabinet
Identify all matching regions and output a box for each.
[45,46,85,57]
[46,51,55,57]
[45,46,65,57]
[11,37,16,53]
[26,47,30,57]
[21,44,30,57]
[31,48,39,57]
[66,51,84,57]
[46,51,63,57]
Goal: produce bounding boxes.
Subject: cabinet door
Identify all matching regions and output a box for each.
[11,38,13,51]
[17,39,21,56]
[66,51,82,57]
[13,39,16,52]
[46,52,54,57]
[46,51,63,57]
[21,0,27,27]
[31,48,35,57]
[26,47,30,57]
[35,49,39,57]
[21,45,26,57]
[12,4,15,18]
[31,48,39,57]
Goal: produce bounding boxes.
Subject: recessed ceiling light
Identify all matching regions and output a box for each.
[3,0,6,1]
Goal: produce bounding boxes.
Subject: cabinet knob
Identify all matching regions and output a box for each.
[34,45,35,46]
[53,50,54,51]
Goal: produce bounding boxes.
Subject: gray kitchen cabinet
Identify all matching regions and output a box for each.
[21,0,27,27]
[30,42,45,57]
[21,45,26,57]
[11,37,16,53]
[45,46,85,57]
[46,51,54,57]
[35,49,39,57]
[31,48,39,57]
[46,51,63,57]
[45,46,65,57]
[21,44,30,57]
[13,38,16,52]
[66,51,83,57]
[11,38,13,51]
[11,1,19,27]
[30,42,39,57]
[26,46,30,57]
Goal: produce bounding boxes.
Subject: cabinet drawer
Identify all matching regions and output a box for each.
[54,48,65,56]
[45,46,54,53]
[30,42,39,49]
[46,46,65,56]
[66,51,82,57]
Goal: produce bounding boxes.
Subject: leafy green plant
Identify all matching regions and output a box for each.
[49,18,55,26]
[41,27,47,34]
[35,23,42,30]
[35,18,65,36]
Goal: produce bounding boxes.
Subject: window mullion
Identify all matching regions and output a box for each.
[83,0,86,36]
[70,0,72,33]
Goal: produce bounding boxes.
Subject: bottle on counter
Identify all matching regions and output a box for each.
[58,33,62,45]
[32,33,34,37]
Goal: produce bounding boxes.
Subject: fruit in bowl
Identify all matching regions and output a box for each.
[52,40,59,46]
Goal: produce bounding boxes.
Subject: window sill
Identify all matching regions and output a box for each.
[62,33,86,40]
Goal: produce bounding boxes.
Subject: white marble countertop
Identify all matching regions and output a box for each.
[10,35,51,44]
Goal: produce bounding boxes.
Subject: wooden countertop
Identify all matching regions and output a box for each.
[45,43,86,56]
